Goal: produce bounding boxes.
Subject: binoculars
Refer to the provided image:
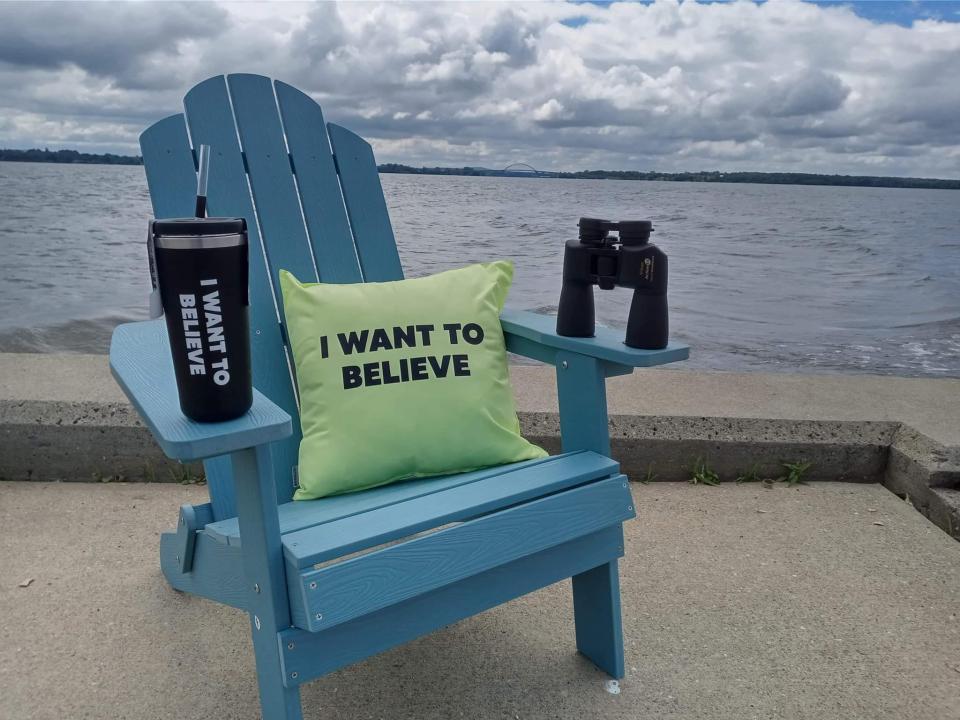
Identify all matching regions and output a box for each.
[556,217,668,349]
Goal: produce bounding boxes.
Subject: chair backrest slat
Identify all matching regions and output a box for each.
[226,74,320,295]
[139,114,196,218]
[274,81,363,284]
[327,123,404,282]
[182,75,302,509]
[140,74,406,515]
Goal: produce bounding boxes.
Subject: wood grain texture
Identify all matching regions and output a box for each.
[204,453,580,545]
[327,123,403,281]
[501,308,690,367]
[160,530,248,610]
[279,525,625,684]
[139,112,238,518]
[283,451,620,568]
[109,319,291,461]
[295,476,633,631]
[274,80,363,284]
[183,74,302,506]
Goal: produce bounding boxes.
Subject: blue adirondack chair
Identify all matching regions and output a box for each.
[109,74,689,719]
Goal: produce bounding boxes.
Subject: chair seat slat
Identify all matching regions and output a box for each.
[203,452,615,545]
[282,451,621,568]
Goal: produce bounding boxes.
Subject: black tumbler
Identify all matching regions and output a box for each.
[149,217,252,422]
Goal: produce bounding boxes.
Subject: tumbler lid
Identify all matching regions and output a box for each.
[153,217,246,237]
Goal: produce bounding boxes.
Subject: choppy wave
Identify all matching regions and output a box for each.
[0,314,144,354]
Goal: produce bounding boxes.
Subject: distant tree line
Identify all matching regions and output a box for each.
[379,163,960,190]
[0,148,143,165]
[558,169,960,189]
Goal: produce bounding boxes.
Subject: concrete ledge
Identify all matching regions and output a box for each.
[885,426,960,537]
[1,399,202,482]
[525,414,899,483]
[1,353,957,538]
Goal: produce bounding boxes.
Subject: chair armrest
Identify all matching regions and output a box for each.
[109,320,292,463]
[501,309,689,369]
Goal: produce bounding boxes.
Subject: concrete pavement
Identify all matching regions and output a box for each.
[1,480,958,720]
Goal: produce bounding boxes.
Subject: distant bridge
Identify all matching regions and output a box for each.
[501,162,559,178]
[440,163,560,178]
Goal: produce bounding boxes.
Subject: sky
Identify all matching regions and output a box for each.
[0,0,958,177]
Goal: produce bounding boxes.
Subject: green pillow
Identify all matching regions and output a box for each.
[279,262,547,500]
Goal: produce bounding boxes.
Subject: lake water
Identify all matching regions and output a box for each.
[1,160,958,377]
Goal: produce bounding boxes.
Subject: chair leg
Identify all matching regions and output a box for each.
[248,616,303,720]
[232,446,304,720]
[572,560,626,679]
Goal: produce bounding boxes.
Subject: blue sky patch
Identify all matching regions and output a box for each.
[572,0,960,27]
[813,0,960,26]
[561,15,591,27]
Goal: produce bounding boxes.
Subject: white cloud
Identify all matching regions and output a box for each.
[0,0,957,177]
[533,98,569,122]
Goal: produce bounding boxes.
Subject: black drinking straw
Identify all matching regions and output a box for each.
[195,144,211,218]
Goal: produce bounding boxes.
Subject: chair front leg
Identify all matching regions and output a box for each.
[555,351,627,679]
[232,446,303,720]
[572,560,626,678]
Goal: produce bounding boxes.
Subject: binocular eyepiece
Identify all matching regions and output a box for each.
[557,216,669,350]
[578,217,654,247]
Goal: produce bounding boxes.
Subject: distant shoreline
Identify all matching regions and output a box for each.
[0,148,142,166]
[379,164,960,190]
[3,148,957,190]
